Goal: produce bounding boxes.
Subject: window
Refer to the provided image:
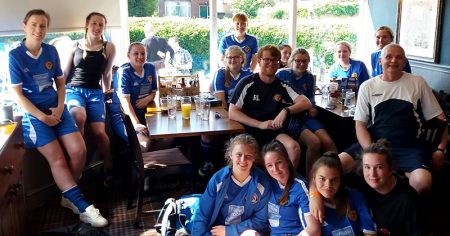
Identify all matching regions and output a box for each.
[165,1,191,17]
[199,5,208,19]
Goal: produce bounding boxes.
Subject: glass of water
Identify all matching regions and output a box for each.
[167,97,177,119]
[344,91,356,115]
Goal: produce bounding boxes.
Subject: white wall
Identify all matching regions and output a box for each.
[0,0,129,65]
[0,0,123,35]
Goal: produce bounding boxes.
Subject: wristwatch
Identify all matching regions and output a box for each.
[436,148,447,155]
[283,107,291,115]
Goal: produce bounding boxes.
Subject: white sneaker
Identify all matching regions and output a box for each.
[61,197,80,214]
[80,205,108,227]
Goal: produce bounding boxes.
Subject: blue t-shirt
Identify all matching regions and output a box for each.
[268,176,310,235]
[212,68,253,105]
[321,188,376,236]
[218,33,258,70]
[111,62,157,124]
[371,50,412,77]
[329,59,370,90]
[9,41,63,109]
[276,69,315,106]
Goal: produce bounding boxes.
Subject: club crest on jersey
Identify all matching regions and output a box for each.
[251,193,258,203]
[348,210,358,221]
[45,61,53,70]
[273,94,282,102]
[147,75,153,83]
[244,45,250,53]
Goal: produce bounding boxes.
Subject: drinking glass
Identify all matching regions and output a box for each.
[344,91,356,108]
[159,97,169,113]
[193,95,202,115]
[344,91,356,116]
[167,94,178,109]
[167,97,177,119]
[321,84,330,104]
[201,101,211,121]
[181,96,191,120]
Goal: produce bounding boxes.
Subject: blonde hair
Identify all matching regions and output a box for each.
[224,46,246,87]
[232,12,249,23]
[224,134,260,167]
[335,41,352,54]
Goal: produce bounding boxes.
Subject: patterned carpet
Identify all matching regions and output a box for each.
[31,175,196,236]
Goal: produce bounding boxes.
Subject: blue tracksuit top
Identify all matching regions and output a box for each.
[191,166,271,236]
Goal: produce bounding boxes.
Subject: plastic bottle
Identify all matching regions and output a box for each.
[319,59,326,83]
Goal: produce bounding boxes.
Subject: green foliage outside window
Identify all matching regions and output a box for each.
[272,9,287,19]
[128,0,157,17]
[129,17,356,71]
[313,2,359,17]
[231,0,275,18]
[297,7,309,19]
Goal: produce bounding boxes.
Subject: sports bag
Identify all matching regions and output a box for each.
[155,194,201,236]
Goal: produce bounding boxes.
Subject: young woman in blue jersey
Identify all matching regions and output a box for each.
[109,42,157,151]
[276,48,337,177]
[191,134,271,236]
[310,152,376,236]
[278,43,292,69]
[64,12,116,185]
[371,26,411,77]
[262,140,320,236]
[329,41,369,90]
[8,9,107,227]
[212,45,253,109]
[218,12,258,71]
[198,46,253,177]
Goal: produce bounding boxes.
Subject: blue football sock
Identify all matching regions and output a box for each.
[200,139,213,163]
[63,185,90,213]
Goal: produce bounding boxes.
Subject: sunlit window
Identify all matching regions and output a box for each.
[165,1,191,17]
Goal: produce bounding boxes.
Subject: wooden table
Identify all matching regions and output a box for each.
[145,107,245,139]
[314,94,357,152]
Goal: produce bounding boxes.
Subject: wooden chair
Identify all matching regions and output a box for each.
[119,110,193,228]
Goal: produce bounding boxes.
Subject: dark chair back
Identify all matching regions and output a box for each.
[420,117,447,149]
[118,107,193,228]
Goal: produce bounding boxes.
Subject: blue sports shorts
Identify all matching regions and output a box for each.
[22,105,79,148]
[66,86,106,123]
[302,117,324,133]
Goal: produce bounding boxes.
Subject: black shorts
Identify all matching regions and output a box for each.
[245,126,282,147]
[344,140,431,173]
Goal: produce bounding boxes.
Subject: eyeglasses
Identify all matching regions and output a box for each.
[260,58,280,64]
[294,59,309,64]
[226,56,242,61]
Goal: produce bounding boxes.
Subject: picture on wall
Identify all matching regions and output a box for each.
[396,0,443,62]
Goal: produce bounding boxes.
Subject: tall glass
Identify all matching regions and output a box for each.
[193,95,202,116]
[201,101,211,121]
[181,96,191,120]
[344,91,356,116]
[321,84,330,104]
[167,96,177,119]
[159,97,169,114]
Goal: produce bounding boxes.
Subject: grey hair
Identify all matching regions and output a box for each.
[380,43,405,58]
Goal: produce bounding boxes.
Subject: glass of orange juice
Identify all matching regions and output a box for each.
[181,96,191,120]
